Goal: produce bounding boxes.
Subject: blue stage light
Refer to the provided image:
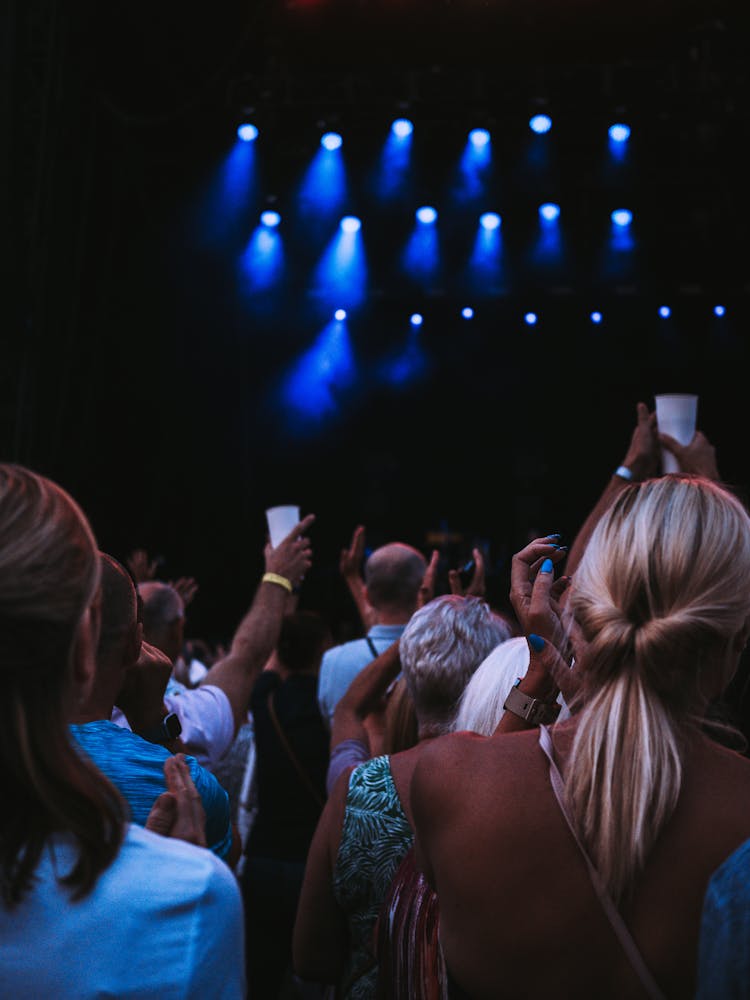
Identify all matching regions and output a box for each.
[469,128,490,148]
[237,123,258,142]
[591,311,603,324]
[340,216,361,233]
[714,304,726,317]
[416,206,437,224]
[611,209,633,227]
[479,212,501,231]
[321,132,343,151]
[539,203,561,222]
[659,306,671,319]
[260,210,281,228]
[462,307,474,319]
[530,114,552,134]
[524,312,538,326]
[609,123,631,143]
[410,313,423,327]
[334,309,347,321]
[392,118,414,139]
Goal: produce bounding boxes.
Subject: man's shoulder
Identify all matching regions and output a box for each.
[71,719,171,764]
[321,636,372,667]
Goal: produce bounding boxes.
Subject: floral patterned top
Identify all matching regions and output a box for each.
[333,755,414,1000]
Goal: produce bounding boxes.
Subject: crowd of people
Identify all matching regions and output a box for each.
[2,402,750,998]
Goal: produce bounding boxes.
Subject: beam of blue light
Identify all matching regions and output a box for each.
[659,305,671,319]
[462,307,474,319]
[239,225,285,298]
[193,138,258,246]
[372,122,414,200]
[609,123,631,143]
[378,325,428,388]
[416,206,437,224]
[280,319,356,426]
[321,131,343,151]
[298,145,349,220]
[530,114,552,134]
[392,118,414,138]
[591,311,603,324]
[714,304,726,317]
[237,123,258,142]
[260,210,281,228]
[533,204,562,264]
[525,312,538,326]
[611,209,632,227]
[455,130,492,203]
[608,123,631,163]
[312,222,367,309]
[469,219,504,293]
[402,216,440,287]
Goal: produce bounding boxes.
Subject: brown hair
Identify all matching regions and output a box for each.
[0,465,126,906]
[567,475,750,900]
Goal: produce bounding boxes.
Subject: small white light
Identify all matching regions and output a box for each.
[260,210,281,228]
[714,305,726,317]
[530,114,552,134]
[237,123,258,142]
[410,313,423,327]
[479,212,501,231]
[416,206,438,225]
[392,118,414,139]
[524,312,538,326]
[334,309,347,321]
[659,306,671,319]
[462,307,474,319]
[340,216,361,233]
[321,132,343,151]
[539,203,560,222]
[591,311,603,324]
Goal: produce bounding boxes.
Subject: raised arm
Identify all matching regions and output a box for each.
[330,640,401,750]
[199,514,314,734]
[339,525,377,631]
[565,401,660,576]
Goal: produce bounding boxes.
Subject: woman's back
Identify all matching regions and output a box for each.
[412,722,750,999]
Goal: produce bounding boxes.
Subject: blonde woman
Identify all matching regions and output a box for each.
[411,475,750,999]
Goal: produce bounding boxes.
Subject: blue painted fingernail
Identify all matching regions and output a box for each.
[546,533,562,540]
[541,558,554,573]
[528,634,545,652]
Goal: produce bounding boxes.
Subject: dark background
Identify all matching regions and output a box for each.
[3,0,749,643]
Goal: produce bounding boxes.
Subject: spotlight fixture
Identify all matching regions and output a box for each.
[469,128,491,148]
[340,216,361,233]
[658,306,671,319]
[608,123,631,143]
[260,210,281,228]
[529,114,552,134]
[524,312,538,325]
[237,123,258,142]
[611,209,633,227]
[590,311,603,324]
[539,203,561,222]
[416,206,438,224]
[479,212,501,231]
[321,132,343,151]
[334,309,347,321]
[391,118,414,138]
[461,307,474,319]
[410,313,423,327]
[714,305,726,317]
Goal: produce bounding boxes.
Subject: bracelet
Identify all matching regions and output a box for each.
[503,679,561,726]
[262,572,293,593]
[614,465,634,481]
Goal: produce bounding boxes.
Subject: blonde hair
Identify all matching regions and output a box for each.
[567,475,750,900]
[0,465,126,906]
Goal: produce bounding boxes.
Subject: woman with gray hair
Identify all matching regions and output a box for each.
[293,595,510,999]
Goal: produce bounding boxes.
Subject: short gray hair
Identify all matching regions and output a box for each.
[137,581,184,634]
[364,543,427,613]
[399,595,511,734]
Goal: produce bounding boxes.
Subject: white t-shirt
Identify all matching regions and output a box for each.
[112,684,235,771]
[0,824,245,999]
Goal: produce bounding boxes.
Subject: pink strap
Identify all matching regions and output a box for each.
[538,725,667,1000]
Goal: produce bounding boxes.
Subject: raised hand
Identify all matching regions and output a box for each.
[417,550,440,609]
[510,535,569,651]
[621,401,660,481]
[340,525,366,581]
[659,430,719,480]
[169,576,199,608]
[265,513,315,589]
[145,754,207,847]
[127,548,159,583]
[448,547,486,598]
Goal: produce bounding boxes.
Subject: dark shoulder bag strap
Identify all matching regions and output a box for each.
[538,725,667,1000]
[267,690,324,809]
[366,636,379,659]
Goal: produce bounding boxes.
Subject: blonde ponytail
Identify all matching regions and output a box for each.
[566,476,750,900]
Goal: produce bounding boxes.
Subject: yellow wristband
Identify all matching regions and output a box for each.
[262,572,293,594]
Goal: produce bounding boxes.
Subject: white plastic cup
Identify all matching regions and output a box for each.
[655,394,698,474]
[265,505,300,548]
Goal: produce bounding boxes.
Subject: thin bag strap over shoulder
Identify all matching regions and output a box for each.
[267,689,324,809]
[538,725,667,1000]
[366,636,379,659]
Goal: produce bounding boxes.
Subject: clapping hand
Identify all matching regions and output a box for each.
[145,754,207,847]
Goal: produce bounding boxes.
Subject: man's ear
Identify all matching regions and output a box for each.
[71,605,99,704]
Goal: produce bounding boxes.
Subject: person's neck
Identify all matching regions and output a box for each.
[69,700,114,725]
[375,608,413,627]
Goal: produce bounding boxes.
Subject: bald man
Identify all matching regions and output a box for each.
[317,542,427,728]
